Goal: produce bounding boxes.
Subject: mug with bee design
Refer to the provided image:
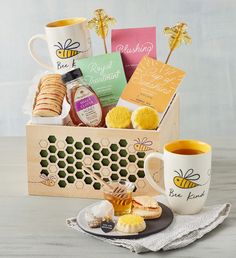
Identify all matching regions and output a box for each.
[144,139,212,214]
[28,18,92,74]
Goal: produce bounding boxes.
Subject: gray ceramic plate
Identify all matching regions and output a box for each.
[77,202,173,239]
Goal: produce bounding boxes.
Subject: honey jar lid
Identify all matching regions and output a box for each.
[62,68,83,83]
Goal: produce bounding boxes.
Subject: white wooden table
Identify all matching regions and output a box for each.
[0,137,235,257]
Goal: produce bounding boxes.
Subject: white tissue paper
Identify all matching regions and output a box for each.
[85,200,114,225]
[91,200,114,218]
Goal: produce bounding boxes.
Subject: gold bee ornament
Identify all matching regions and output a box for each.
[164,22,192,64]
[88,9,116,53]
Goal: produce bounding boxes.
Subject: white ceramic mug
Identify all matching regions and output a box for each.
[28,18,92,74]
[144,139,212,214]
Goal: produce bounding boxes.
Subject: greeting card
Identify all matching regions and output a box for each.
[118,56,185,114]
[76,52,127,107]
[111,27,156,80]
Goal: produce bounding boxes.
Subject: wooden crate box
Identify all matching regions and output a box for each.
[26,95,179,198]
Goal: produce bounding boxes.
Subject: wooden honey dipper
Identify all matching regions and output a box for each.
[82,166,128,198]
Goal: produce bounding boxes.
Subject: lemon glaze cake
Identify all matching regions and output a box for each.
[131,106,159,130]
[116,214,146,233]
[105,106,132,128]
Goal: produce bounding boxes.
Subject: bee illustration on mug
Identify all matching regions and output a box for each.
[173,169,201,189]
[134,137,153,151]
[173,168,211,189]
[54,38,85,59]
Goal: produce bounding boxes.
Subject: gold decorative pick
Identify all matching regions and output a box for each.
[88,9,116,53]
[164,22,192,64]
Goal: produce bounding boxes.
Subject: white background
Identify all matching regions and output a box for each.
[0,0,235,139]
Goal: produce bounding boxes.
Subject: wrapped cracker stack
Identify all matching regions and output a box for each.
[33,74,66,117]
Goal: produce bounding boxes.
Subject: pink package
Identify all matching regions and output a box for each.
[111,27,157,80]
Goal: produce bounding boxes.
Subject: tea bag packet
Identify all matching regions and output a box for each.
[85,200,114,228]
[85,212,102,228]
[115,22,191,129]
[111,27,157,80]
[76,52,127,114]
[117,56,185,123]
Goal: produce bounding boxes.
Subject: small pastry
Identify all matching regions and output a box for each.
[133,195,160,210]
[131,106,159,130]
[132,195,162,220]
[105,106,131,128]
[116,214,146,233]
[85,200,114,228]
[132,207,162,220]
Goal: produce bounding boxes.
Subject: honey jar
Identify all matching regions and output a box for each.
[62,68,105,127]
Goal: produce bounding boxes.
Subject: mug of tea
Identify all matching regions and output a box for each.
[144,139,211,214]
[28,18,92,74]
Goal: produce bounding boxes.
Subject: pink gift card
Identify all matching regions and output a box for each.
[111,27,156,80]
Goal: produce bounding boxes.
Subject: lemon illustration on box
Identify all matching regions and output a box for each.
[76,52,127,108]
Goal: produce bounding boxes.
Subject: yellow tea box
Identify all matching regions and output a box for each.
[118,56,185,116]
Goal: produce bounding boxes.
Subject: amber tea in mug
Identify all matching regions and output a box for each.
[172,149,204,155]
[144,139,212,214]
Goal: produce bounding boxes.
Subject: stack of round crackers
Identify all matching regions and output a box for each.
[33,74,66,117]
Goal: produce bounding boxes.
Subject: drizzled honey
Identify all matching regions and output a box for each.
[103,181,134,216]
[104,191,132,216]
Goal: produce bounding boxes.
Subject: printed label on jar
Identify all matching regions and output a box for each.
[74,86,102,126]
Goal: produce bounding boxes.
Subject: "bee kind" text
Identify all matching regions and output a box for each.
[57,59,76,70]
[169,188,205,201]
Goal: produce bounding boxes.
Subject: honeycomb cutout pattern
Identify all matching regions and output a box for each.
[39,135,147,192]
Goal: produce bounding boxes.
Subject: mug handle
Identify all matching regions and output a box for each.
[144,152,165,195]
[28,34,54,71]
